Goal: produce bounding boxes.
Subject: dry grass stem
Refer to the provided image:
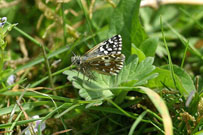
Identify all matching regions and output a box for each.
[56,0,71,3]
[66,24,80,38]
[0,0,22,8]
[106,0,116,8]
[89,0,96,19]
[141,0,203,9]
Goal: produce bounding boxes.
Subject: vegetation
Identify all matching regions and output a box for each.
[0,0,203,134]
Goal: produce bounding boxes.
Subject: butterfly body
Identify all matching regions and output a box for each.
[71,35,125,78]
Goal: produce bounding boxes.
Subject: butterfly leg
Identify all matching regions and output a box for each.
[87,71,94,82]
[89,71,95,80]
[82,68,86,81]
[77,70,80,78]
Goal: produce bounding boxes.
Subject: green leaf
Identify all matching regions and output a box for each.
[0,118,43,129]
[131,1,148,48]
[63,70,114,107]
[138,86,173,135]
[0,101,52,116]
[118,55,157,87]
[148,65,195,97]
[108,0,147,58]
[0,69,13,82]
[128,111,147,135]
[114,55,157,103]
[64,55,157,106]
[139,37,159,57]
[166,22,203,60]
[193,129,203,135]
[163,65,195,97]
[2,91,72,102]
[131,44,146,62]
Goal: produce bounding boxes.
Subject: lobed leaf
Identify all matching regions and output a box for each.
[64,55,157,106]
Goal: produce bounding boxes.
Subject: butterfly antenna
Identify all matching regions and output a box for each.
[72,51,76,56]
[66,45,76,56]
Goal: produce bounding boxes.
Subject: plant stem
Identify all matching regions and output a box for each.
[181,40,189,68]
[160,16,177,90]
[7,22,55,93]
[41,44,55,95]
[141,0,203,9]
[6,22,49,52]
[61,3,67,45]
[0,49,4,73]
[30,65,75,88]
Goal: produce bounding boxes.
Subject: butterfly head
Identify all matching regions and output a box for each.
[71,56,82,66]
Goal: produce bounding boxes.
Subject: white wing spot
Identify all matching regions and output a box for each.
[100,47,105,51]
[104,51,108,54]
[108,48,112,51]
[111,51,116,54]
[108,39,113,44]
[110,72,117,75]
[105,63,111,66]
[115,70,120,73]
[116,64,122,67]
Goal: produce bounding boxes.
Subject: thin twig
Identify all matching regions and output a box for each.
[52,129,72,135]
[16,101,36,135]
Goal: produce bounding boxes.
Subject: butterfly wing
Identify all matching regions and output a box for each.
[73,35,124,78]
[84,35,122,57]
[83,54,125,75]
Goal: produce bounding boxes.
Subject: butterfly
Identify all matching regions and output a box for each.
[71,35,125,79]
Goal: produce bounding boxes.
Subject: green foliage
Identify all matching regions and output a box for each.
[0,0,202,135]
[0,19,17,83]
[139,37,159,57]
[148,65,195,98]
[64,55,158,107]
[109,0,147,58]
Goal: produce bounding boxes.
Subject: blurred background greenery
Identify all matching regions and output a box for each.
[0,0,203,134]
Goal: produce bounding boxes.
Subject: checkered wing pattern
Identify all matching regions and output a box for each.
[71,35,125,78]
[84,35,122,57]
[86,54,125,75]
